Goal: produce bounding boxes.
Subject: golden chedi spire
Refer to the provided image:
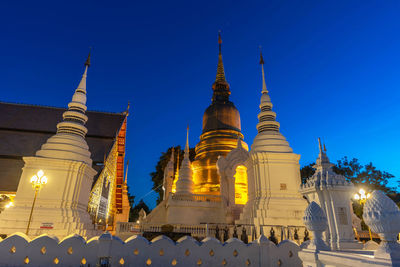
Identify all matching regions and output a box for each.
[212,32,231,103]
[192,33,248,195]
[215,33,227,83]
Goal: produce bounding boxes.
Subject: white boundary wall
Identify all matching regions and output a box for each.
[0,232,302,267]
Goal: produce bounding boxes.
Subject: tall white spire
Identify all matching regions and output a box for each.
[36,53,93,165]
[251,49,293,153]
[256,50,280,133]
[175,126,194,195]
[260,50,268,94]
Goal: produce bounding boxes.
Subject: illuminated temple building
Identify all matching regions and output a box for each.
[0,54,130,238]
[144,35,307,228]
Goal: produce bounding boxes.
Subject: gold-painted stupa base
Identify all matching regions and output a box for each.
[192,129,248,195]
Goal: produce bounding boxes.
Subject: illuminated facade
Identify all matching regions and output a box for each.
[145,38,308,228]
[145,35,250,225]
[88,117,129,229]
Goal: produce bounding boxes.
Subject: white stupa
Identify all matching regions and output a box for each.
[0,54,100,238]
[238,50,307,228]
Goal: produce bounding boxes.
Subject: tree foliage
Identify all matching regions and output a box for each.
[150,146,196,205]
[300,157,396,194]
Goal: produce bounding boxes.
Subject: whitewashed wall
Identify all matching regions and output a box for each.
[0,232,302,267]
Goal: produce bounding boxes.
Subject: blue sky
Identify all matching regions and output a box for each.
[1,1,399,208]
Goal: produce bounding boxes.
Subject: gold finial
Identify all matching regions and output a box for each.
[323,143,327,152]
[259,46,265,65]
[85,49,91,67]
[215,31,227,83]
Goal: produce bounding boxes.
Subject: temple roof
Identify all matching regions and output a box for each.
[0,102,126,193]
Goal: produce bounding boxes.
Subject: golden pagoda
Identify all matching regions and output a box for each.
[192,33,248,195]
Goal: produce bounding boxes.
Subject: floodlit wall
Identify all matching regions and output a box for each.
[0,232,302,267]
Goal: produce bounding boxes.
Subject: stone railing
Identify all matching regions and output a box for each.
[116,222,309,244]
[0,231,302,267]
[171,194,222,203]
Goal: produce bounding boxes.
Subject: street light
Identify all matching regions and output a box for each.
[26,170,47,235]
[354,188,372,241]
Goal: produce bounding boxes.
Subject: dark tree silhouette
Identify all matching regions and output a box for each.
[150,146,196,204]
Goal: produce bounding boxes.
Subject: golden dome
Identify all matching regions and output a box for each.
[202,102,241,133]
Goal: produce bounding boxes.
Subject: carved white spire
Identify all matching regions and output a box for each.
[175,126,194,195]
[36,53,92,165]
[256,50,280,133]
[301,138,350,189]
[260,50,268,94]
[251,49,293,153]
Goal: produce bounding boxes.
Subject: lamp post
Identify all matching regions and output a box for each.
[26,170,47,235]
[354,188,372,241]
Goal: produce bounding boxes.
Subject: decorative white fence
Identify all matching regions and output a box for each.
[0,231,303,267]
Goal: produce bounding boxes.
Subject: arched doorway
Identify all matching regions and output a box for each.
[234,165,248,205]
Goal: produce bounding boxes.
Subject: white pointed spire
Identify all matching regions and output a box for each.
[175,126,194,195]
[251,49,293,153]
[36,53,92,165]
[256,50,280,133]
[260,50,268,94]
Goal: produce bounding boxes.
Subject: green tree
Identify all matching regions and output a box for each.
[150,146,196,205]
[300,163,315,184]
[333,157,395,194]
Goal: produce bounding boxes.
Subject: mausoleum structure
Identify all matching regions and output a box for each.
[299,191,400,266]
[300,139,361,250]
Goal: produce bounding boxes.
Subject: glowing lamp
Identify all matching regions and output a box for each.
[354,188,373,241]
[26,170,48,235]
[30,170,48,188]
